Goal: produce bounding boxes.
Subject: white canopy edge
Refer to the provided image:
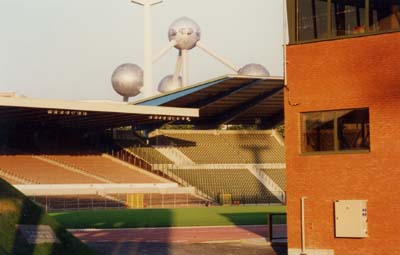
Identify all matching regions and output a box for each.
[0,96,198,117]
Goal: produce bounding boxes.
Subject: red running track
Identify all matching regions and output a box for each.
[72,225,285,244]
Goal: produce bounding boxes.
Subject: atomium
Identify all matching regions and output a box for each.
[158,75,182,93]
[111,63,143,98]
[123,2,266,98]
[168,17,201,50]
[154,16,240,89]
[238,63,270,77]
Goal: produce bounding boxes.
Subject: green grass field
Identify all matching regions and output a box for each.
[50,205,286,229]
[0,178,97,255]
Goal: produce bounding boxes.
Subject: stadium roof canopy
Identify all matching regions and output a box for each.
[134,74,284,128]
[0,96,198,130]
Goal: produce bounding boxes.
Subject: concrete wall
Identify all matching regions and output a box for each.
[285,32,400,255]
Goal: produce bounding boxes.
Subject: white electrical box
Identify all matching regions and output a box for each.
[335,200,368,238]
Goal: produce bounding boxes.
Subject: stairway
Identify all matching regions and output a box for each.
[154,147,195,166]
[245,165,285,203]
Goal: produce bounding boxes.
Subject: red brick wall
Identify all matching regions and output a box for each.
[285,32,400,255]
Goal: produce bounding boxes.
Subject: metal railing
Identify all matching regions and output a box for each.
[30,192,208,212]
[107,147,214,202]
[108,147,152,171]
[107,147,285,205]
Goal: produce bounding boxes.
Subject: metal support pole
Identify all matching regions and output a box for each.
[301,196,307,255]
[173,52,183,87]
[181,49,189,86]
[150,193,152,208]
[283,0,289,87]
[268,213,273,241]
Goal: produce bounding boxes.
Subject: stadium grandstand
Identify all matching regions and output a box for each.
[0,74,286,211]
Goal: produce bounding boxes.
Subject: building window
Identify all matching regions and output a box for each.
[292,0,400,43]
[301,108,370,153]
[331,0,367,36]
[297,0,330,41]
[369,0,400,32]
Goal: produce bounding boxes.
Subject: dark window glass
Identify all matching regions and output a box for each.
[337,109,370,150]
[331,0,366,36]
[292,0,400,43]
[297,0,329,41]
[370,0,400,32]
[301,108,370,153]
[301,111,335,152]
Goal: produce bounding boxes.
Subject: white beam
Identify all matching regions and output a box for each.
[173,51,183,87]
[0,96,199,117]
[196,41,239,73]
[131,0,163,7]
[152,40,177,63]
[181,49,189,86]
[142,2,152,98]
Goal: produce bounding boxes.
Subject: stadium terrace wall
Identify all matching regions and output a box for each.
[285,32,400,255]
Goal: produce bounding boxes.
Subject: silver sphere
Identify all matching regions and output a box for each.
[238,63,270,77]
[111,63,143,97]
[168,17,201,50]
[158,75,182,93]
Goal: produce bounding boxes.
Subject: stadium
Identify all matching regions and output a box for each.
[1,1,400,255]
[0,76,288,255]
[0,73,286,207]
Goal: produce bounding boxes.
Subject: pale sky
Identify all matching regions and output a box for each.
[0,0,284,101]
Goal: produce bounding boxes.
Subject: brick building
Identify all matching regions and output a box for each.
[285,1,400,254]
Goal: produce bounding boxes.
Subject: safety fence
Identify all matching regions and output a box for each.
[268,213,287,243]
[30,192,208,212]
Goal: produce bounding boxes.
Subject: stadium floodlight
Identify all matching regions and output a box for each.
[131,0,163,99]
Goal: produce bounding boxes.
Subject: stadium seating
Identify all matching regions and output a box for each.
[47,154,169,183]
[114,130,287,205]
[169,168,281,204]
[0,173,24,184]
[0,129,286,207]
[117,140,173,164]
[260,169,286,190]
[149,130,285,164]
[0,155,103,184]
